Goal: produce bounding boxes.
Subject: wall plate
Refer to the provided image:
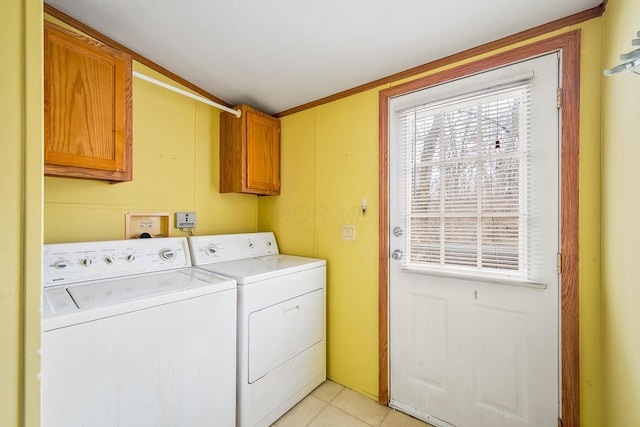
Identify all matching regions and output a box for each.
[341,224,356,241]
[125,212,171,239]
[175,212,196,228]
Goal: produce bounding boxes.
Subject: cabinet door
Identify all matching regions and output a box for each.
[44,21,132,182]
[246,108,280,194]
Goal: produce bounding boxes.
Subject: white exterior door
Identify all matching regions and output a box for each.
[389,54,560,427]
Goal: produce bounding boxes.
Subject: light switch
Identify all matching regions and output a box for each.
[341,224,356,241]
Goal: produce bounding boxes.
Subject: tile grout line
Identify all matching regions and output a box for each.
[329,403,375,427]
[276,380,434,427]
[307,386,341,426]
[304,400,329,427]
[327,396,389,427]
[299,382,344,427]
[378,407,393,426]
[279,381,418,427]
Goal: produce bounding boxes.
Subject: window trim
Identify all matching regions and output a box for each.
[399,265,548,289]
[378,30,581,427]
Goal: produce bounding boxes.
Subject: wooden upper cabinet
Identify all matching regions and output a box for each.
[220,104,280,195]
[44,21,132,182]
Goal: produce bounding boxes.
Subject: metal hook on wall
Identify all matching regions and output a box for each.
[604,30,640,76]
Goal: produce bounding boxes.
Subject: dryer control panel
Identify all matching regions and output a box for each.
[189,232,279,265]
[43,237,191,286]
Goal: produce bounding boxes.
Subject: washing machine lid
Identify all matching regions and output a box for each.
[198,254,326,285]
[43,267,236,330]
[69,268,235,309]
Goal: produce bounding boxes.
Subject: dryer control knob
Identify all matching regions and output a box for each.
[80,257,93,267]
[104,256,116,265]
[206,245,218,256]
[125,254,136,262]
[53,260,70,270]
[160,249,176,261]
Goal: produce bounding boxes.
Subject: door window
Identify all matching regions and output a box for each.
[394,79,546,283]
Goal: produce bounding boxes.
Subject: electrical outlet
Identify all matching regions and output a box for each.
[176,212,196,228]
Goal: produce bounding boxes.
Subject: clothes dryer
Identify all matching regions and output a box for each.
[189,232,326,427]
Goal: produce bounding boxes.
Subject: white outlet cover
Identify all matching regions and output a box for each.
[341,224,356,241]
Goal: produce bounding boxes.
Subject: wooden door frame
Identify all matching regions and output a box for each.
[378,30,581,427]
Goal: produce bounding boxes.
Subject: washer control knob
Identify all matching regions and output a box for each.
[125,254,136,262]
[266,241,272,247]
[160,249,176,261]
[53,260,70,270]
[104,256,116,265]
[80,257,93,267]
[248,240,255,249]
[206,245,218,256]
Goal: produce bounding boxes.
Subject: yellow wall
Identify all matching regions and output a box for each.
[1,0,43,426]
[1,2,25,424]
[577,18,604,427]
[602,0,640,425]
[260,90,382,396]
[43,21,259,243]
[259,19,604,425]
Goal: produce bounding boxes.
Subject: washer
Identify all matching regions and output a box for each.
[42,237,237,427]
[188,232,326,427]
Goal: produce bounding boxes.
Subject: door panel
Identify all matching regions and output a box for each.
[389,54,560,427]
[475,305,526,418]
[409,295,447,388]
[248,289,324,383]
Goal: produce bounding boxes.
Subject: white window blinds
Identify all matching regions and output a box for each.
[395,79,537,280]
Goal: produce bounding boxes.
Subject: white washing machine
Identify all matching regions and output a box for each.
[188,232,326,427]
[42,237,237,427]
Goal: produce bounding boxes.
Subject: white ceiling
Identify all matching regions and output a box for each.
[45,0,601,115]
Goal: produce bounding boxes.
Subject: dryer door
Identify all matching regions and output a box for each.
[248,289,324,383]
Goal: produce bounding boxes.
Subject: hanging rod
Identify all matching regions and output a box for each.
[133,71,241,117]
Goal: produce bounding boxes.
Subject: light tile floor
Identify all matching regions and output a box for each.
[272,380,434,427]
